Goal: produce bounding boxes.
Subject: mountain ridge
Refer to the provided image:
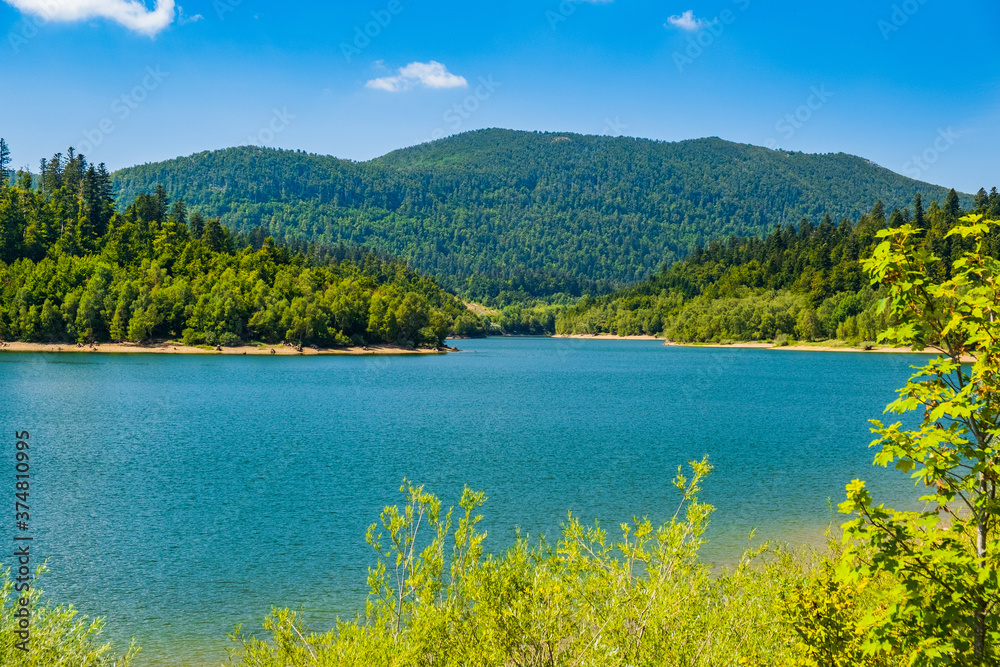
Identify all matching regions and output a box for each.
[111,129,969,300]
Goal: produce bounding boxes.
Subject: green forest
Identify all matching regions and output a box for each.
[111,129,965,302]
[0,142,481,349]
[4,136,996,349]
[557,188,1000,344]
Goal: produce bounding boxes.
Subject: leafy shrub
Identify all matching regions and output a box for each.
[228,461,908,666]
[835,218,1000,666]
[218,332,242,347]
[0,566,138,666]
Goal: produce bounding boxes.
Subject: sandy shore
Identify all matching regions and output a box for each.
[528,335,960,357]
[552,334,664,341]
[664,341,773,350]
[775,344,922,354]
[664,340,973,360]
[0,341,457,356]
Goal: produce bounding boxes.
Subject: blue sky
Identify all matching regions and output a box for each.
[0,0,997,193]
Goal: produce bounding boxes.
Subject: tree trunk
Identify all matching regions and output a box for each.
[973,472,988,664]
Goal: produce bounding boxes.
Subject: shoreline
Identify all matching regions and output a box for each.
[663,340,974,360]
[0,337,965,360]
[663,340,921,354]
[0,341,457,356]
[552,334,664,341]
[552,336,967,359]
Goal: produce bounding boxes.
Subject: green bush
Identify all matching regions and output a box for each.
[218,331,243,347]
[0,566,138,666]
[227,461,913,666]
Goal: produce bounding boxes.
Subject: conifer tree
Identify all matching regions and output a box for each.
[870,199,885,225]
[154,184,169,222]
[169,198,188,226]
[975,188,989,212]
[63,148,85,194]
[945,188,962,221]
[189,210,205,238]
[0,138,11,185]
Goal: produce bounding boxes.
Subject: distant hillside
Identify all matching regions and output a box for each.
[112,129,967,301]
[556,190,1000,342]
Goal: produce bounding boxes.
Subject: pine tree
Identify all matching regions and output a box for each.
[914,193,925,229]
[63,148,85,194]
[944,188,961,222]
[94,164,113,235]
[202,217,227,252]
[80,164,114,244]
[154,185,169,222]
[870,199,885,225]
[189,211,206,238]
[0,138,11,185]
[42,153,63,193]
[975,188,989,213]
[169,198,188,226]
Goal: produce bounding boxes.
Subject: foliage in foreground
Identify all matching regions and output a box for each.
[228,465,898,667]
[0,565,137,666]
[837,216,1000,665]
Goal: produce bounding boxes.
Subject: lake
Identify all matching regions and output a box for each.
[0,338,925,666]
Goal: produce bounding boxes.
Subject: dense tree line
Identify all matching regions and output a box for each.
[558,188,1000,343]
[111,129,964,302]
[0,145,480,348]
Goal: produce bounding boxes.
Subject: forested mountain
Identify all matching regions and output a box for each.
[0,147,481,348]
[111,129,966,302]
[557,189,1000,343]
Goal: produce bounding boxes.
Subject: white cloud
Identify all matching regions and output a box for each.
[3,0,175,36]
[666,9,712,31]
[177,5,201,24]
[366,61,468,93]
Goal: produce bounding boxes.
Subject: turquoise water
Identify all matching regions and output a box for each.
[1,338,924,666]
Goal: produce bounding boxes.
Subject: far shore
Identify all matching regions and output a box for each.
[552,335,969,359]
[664,340,921,354]
[552,334,664,341]
[0,336,969,361]
[0,341,457,356]
[665,340,975,360]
